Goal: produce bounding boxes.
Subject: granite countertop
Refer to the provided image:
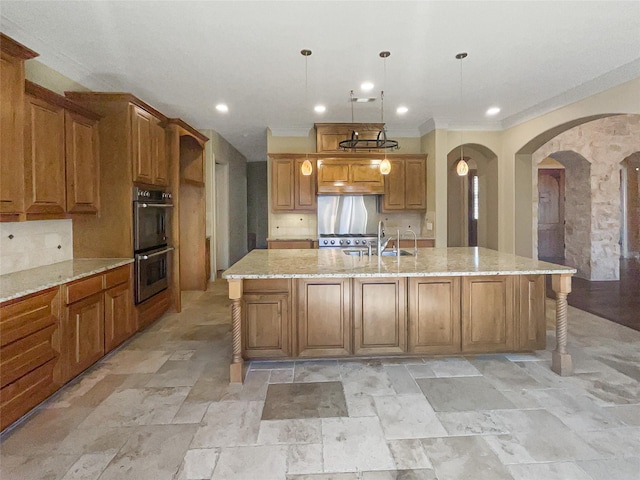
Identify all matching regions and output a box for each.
[223,247,576,279]
[0,258,134,303]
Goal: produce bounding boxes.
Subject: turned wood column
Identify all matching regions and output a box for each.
[228,279,244,383]
[551,273,573,376]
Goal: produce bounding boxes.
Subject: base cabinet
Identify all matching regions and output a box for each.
[0,288,59,431]
[517,275,546,350]
[236,274,545,361]
[104,281,134,353]
[297,278,351,356]
[461,276,515,353]
[65,292,105,379]
[408,277,461,354]
[353,277,406,354]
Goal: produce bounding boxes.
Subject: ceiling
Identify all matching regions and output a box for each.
[2,1,639,162]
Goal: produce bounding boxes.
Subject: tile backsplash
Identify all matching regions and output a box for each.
[0,220,73,275]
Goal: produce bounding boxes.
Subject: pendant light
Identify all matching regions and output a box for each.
[300,49,313,176]
[455,52,469,177]
[379,51,392,175]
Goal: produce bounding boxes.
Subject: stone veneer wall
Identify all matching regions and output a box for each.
[532,114,640,280]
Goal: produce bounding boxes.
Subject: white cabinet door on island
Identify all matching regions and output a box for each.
[223,248,577,383]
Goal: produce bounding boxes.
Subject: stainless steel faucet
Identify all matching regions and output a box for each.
[377,220,390,255]
[405,228,418,257]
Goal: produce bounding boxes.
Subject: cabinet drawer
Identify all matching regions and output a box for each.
[65,274,103,304]
[0,358,56,431]
[0,324,57,388]
[0,288,58,347]
[244,278,290,294]
[105,265,130,289]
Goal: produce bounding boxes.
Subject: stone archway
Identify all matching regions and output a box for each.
[524,114,640,280]
[447,143,499,249]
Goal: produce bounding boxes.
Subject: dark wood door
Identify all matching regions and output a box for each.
[538,169,565,261]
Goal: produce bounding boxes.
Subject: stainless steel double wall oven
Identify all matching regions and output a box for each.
[133,187,174,304]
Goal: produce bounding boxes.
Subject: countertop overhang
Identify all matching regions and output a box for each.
[0,258,134,303]
[222,247,576,279]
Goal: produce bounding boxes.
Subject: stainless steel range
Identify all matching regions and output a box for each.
[317,195,379,249]
[318,233,377,248]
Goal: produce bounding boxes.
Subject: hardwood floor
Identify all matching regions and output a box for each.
[547,258,640,332]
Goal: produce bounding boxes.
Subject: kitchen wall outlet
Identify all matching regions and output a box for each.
[426,222,433,230]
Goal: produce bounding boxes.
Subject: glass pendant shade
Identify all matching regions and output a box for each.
[379,158,391,175]
[301,158,313,176]
[456,159,469,176]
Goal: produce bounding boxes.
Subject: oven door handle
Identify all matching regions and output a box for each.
[139,203,174,208]
[137,247,174,260]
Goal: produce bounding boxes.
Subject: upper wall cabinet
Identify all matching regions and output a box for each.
[382,155,427,211]
[317,157,384,194]
[130,105,167,186]
[23,82,101,219]
[0,34,38,222]
[315,123,385,153]
[270,155,317,212]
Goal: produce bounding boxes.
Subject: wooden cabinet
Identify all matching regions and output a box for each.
[297,278,351,356]
[317,158,385,194]
[408,277,461,354]
[353,277,406,354]
[104,265,134,353]
[1,36,38,221]
[65,292,104,379]
[60,265,133,382]
[242,279,291,358]
[270,156,317,212]
[24,92,66,217]
[315,123,385,153]
[0,288,59,431]
[65,110,100,213]
[382,156,426,211]
[131,104,168,186]
[461,276,515,353]
[517,274,546,350]
[23,82,100,219]
[131,104,153,184]
[268,239,316,249]
[63,275,105,380]
[151,120,168,186]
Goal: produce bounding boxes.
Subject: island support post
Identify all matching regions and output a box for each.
[228,279,244,383]
[551,273,573,376]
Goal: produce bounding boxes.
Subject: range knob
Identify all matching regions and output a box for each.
[323,240,328,245]
[346,240,351,245]
[330,240,335,245]
[354,240,360,245]
[339,239,345,245]
[162,192,172,200]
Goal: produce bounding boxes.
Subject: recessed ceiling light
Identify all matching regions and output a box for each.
[361,82,374,92]
[314,105,326,113]
[486,106,500,116]
[396,106,408,114]
[215,104,229,113]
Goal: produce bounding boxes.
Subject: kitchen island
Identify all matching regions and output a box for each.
[222,247,576,382]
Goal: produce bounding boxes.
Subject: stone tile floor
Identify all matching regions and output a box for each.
[1,280,639,479]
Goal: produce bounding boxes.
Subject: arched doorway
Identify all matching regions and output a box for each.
[447,144,498,249]
[536,152,591,278]
[620,152,640,258]
[537,157,565,263]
